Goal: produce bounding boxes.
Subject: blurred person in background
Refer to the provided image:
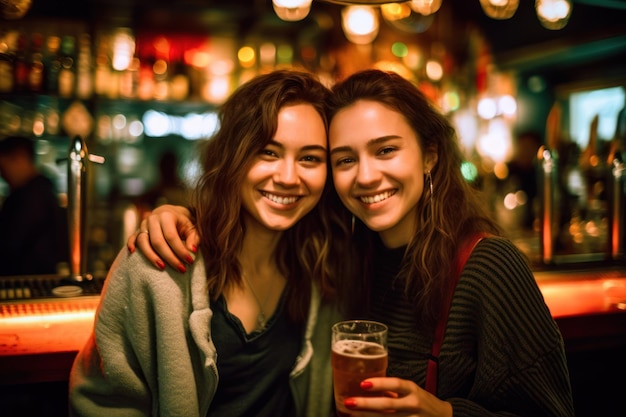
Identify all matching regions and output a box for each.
[0,135,67,276]
[137,149,190,212]
[506,130,542,230]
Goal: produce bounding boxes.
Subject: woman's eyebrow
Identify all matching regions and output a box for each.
[330,145,352,156]
[368,135,402,145]
[330,135,401,156]
[302,144,328,152]
[268,140,327,152]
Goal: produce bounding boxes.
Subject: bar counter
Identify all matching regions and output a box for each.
[534,266,626,352]
[1,266,625,385]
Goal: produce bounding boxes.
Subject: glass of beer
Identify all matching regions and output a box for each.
[331,320,388,417]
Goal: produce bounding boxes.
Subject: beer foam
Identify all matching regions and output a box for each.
[332,339,386,358]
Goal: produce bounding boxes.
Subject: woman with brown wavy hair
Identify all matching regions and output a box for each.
[69,70,349,417]
[325,69,573,417]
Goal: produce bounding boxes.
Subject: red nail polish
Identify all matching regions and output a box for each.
[344,398,357,408]
[185,255,194,264]
[191,245,198,253]
[360,380,373,389]
[177,264,187,273]
[156,260,166,270]
[128,247,135,254]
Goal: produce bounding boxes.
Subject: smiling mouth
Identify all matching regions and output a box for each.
[359,190,396,204]
[262,191,300,205]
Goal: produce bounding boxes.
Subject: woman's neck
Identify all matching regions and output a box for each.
[378,230,411,249]
[241,222,282,267]
[234,220,286,332]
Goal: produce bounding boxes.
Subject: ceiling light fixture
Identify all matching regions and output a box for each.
[272,0,572,33]
[478,0,519,20]
[409,0,442,16]
[272,0,313,22]
[341,5,380,45]
[535,0,572,30]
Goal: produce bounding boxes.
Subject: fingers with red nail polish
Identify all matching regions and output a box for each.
[360,380,373,389]
[344,398,357,408]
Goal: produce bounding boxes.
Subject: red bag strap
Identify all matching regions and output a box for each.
[425,232,488,395]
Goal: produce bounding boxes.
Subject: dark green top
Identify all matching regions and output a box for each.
[369,237,575,417]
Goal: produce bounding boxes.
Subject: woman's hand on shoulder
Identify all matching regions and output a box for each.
[127,204,199,272]
[342,377,452,417]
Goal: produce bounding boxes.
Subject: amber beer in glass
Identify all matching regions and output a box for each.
[331,320,388,417]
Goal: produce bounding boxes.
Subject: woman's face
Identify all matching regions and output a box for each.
[241,103,328,232]
[329,100,435,248]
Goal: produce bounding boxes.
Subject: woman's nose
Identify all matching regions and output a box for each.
[274,159,300,186]
[355,158,379,186]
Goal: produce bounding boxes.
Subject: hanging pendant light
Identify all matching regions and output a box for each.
[479,0,519,20]
[408,0,442,16]
[273,0,312,21]
[341,5,380,45]
[320,0,402,4]
[535,0,572,30]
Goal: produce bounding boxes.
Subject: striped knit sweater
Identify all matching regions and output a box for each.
[369,236,575,417]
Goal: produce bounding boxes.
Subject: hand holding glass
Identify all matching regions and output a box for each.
[331,320,388,417]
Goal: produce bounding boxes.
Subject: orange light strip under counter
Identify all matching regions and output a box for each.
[0,297,98,357]
[534,269,626,318]
[538,278,626,318]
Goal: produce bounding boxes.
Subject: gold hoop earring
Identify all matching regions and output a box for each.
[426,170,433,198]
[426,170,434,220]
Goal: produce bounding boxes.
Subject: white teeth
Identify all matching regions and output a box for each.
[262,192,299,205]
[359,190,395,204]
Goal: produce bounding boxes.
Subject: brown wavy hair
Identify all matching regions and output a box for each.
[326,69,502,329]
[191,70,349,324]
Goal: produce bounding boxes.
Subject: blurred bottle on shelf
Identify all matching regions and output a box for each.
[27,32,44,93]
[76,33,93,99]
[44,35,61,95]
[58,35,76,98]
[153,59,169,100]
[169,59,189,101]
[0,30,18,93]
[13,32,29,93]
[44,97,60,135]
[94,33,113,98]
[137,57,155,100]
[119,57,139,99]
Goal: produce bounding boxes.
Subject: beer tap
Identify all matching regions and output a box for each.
[610,151,624,260]
[67,135,104,282]
[538,146,557,265]
[539,102,562,265]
